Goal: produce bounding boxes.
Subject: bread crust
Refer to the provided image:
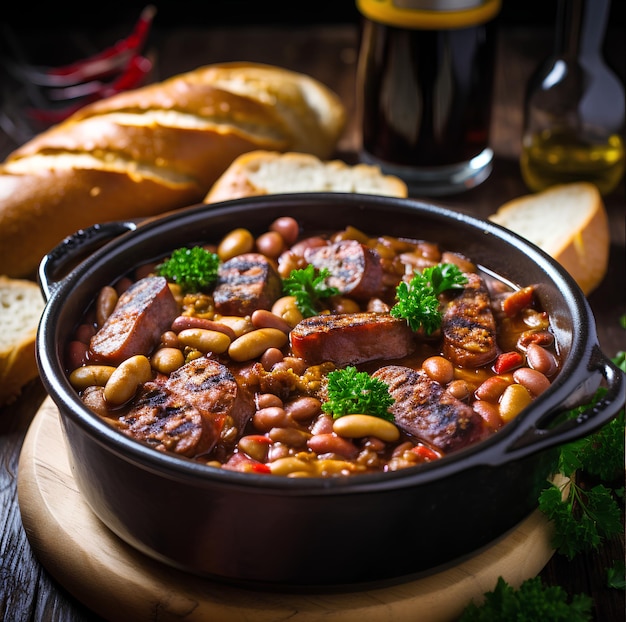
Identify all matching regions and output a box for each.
[489,182,610,295]
[0,276,45,406]
[0,63,346,278]
[205,150,408,203]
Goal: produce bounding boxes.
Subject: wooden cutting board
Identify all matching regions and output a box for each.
[18,397,558,622]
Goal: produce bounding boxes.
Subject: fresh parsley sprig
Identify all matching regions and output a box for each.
[322,366,395,420]
[156,246,220,293]
[459,576,593,621]
[282,265,339,317]
[391,263,467,334]
[538,351,625,560]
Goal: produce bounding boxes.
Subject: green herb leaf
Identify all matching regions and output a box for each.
[421,263,468,296]
[459,576,593,622]
[538,351,625,560]
[539,482,622,560]
[282,265,339,317]
[155,246,220,293]
[390,263,467,334]
[607,560,626,590]
[321,366,394,420]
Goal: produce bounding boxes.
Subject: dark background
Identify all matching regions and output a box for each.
[1,1,624,73]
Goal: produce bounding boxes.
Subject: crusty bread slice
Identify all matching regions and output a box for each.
[204,150,408,203]
[489,183,610,295]
[0,276,45,407]
[0,62,346,278]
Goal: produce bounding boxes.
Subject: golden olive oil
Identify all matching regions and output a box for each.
[521,129,625,196]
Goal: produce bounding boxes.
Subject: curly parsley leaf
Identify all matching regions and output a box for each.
[459,576,593,622]
[539,482,623,560]
[322,366,394,420]
[538,351,625,559]
[421,263,468,297]
[607,560,626,590]
[155,246,220,293]
[390,263,467,334]
[282,265,339,318]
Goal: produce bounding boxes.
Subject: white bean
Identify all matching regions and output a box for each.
[228,328,288,362]
[104,355,152,405]
[333,414,400,442]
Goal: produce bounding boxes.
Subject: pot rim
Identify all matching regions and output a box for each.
[35,192,615,494]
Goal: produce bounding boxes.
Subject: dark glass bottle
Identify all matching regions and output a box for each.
[521,0,625,195]
[356,0,501,196]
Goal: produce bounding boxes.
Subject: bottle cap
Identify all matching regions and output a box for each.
[356,0,501,29]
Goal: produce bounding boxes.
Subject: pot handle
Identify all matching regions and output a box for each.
[38,221,138,301]
[496,345,624,462]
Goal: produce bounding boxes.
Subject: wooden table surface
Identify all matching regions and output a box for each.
[1,15,624,622]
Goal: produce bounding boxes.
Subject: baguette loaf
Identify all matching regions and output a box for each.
[0,276,45,407]
[489,182,610,295]
[204,150,408,203]
[0,62,346,278]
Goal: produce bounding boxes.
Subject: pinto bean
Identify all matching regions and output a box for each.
[284,397,322,422]
[525,343,558,376]
[329,296,361,314]
[268,427,311,447]
[104,355,152,405]
[270,356,307,375]
[475,376,512,402]
[270,216,299,245]
[472,400,502,430]
[218,228,254,261]
[177,328,231,354]
[69,365,116,390]
[255,393,283,409]
[260,347,284,371]
[160,330,179,348]
[251,309,292,334]
[256,231,285,259]
[307,433,359,459]
[96,286,118,327]
[422,356,454,385]
[171,315,237,340]
[513,367,551,397]
[228,328,288,362]
[333,414,400,442]
[252,406,290,432]
[446,379,471,401]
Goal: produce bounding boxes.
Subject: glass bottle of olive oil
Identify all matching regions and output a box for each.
[521,0,625,196]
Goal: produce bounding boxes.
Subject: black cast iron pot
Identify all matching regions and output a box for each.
[36,193,624,591]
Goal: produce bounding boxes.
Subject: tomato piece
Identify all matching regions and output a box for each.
[412,444,441,461]
[493,351,524,374]
[502,286,535,317]
[222,452,271,474]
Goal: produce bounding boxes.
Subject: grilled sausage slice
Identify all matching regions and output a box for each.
[441,272,498,368]
[304,239,383,300]
[90,276,178,365]
[290,312,414,366]
[213,252,282,316]
[373,365,486,453]
[116,358,255,458]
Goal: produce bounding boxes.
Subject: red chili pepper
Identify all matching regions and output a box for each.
[412,444,441,461]
[493,351,524,374]
[26,55,153,124]
[44,5,156,85]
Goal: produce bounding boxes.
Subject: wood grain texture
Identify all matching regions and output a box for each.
[17,397,558,622]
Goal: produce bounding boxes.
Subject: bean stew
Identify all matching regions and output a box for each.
[65,216,561,477]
